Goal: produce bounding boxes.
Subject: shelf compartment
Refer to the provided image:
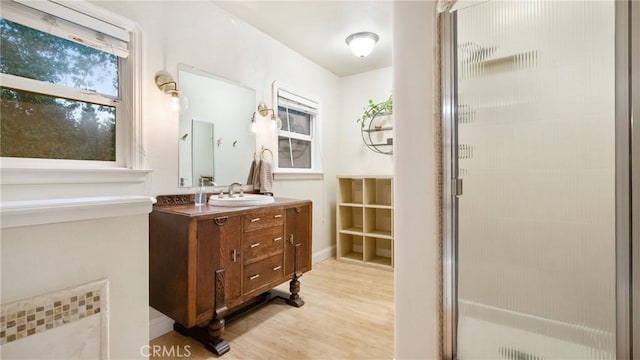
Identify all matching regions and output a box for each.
[364,178,393,207]
[361,126,392,133]
[338,178,363,204]
[364,237,393,268]
[365,229,392,239]
[365,204,392,210]
[339,205,363,234]
[364,207,392,235]
[340,203,363,208]
[368,142,393,146]
[338,234,363,262]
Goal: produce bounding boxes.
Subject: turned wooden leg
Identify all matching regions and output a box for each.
[287,272,305,307]
[205,269,230,355]
[205,316,229,355]
[286,243,305,307]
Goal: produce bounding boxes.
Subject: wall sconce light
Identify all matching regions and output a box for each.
[257,103,282,130]
[345,32,379,58]
[155,70,188,112]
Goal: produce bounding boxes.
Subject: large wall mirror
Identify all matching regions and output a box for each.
[178,64,256,187]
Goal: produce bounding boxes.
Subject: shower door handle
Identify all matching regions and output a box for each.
[453,178,463,197]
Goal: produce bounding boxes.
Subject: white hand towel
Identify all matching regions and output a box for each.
[259,160,273,194]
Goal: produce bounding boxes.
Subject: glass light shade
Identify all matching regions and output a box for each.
[168,90,188,112]
[270,115,283,131]
[346,32,379,58]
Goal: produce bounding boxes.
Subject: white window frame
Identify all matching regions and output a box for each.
[272,81,322,174]
[0,0,148,185]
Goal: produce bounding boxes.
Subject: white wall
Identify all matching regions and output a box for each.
[338,67,393,176]
[1,0,397,352]
[0,0,423,354]
[0,4,153,358]
[92,0,395,260]
[1,215,149,359]
[92,0,340,254]
[0,180,149,202]
[89,0,344,327]
[393,1,439,359]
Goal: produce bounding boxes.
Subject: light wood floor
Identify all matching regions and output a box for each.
[150,258,394,360]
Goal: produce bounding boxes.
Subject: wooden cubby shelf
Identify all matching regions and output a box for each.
[338,233,364,264]
[336,176,394,270]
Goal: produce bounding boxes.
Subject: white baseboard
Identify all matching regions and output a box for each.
[149,314,174,340]
[312,245,334,264]
[149,245,335,339]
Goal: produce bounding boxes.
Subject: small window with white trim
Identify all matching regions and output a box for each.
[0,0,134,166]
[274,82,321,173]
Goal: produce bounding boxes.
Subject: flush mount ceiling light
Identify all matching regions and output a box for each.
[155,70,188,112]
[345,32,379,58]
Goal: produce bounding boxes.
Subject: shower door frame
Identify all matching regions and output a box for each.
[631,0,639,355]
[440,1,638,358]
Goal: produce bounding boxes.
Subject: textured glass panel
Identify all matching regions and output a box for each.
[277,137,311,169]
[1,87,116,161]
[0,18,118,97]
[455,1,616,359]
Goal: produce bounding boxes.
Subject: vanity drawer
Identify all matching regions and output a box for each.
[243,209,285,232]
[243,254,284,295]
[243,225,284,264]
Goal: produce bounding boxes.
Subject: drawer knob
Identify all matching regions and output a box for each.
[273,214,283,219]
[250,243,261,248]
[273,237,283,242]
[250,217,261,223]
[272,265,282,271]
[249,274,260,280]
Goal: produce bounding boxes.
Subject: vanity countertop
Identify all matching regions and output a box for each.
[153,197,311,218]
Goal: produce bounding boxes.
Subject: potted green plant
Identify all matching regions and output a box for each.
[356,94,393,129]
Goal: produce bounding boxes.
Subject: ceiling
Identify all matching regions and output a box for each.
[213,1,392,77]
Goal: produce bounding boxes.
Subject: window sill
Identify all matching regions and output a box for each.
[273,172,324,181]
[0,195,156,229]
[0,167,152,185]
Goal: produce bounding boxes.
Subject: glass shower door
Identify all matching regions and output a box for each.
[454,1,617,358]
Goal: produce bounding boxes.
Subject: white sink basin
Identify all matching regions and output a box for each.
[208,194,275,207]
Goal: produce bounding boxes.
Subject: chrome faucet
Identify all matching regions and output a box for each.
[228,182,244,198]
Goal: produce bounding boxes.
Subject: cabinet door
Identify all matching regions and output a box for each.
[284,204,312,276]
[218,216,243,304]
[149,211,191,326]
[196,216,242,318]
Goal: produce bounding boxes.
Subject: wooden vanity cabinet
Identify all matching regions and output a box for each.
[149,198,312,356]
